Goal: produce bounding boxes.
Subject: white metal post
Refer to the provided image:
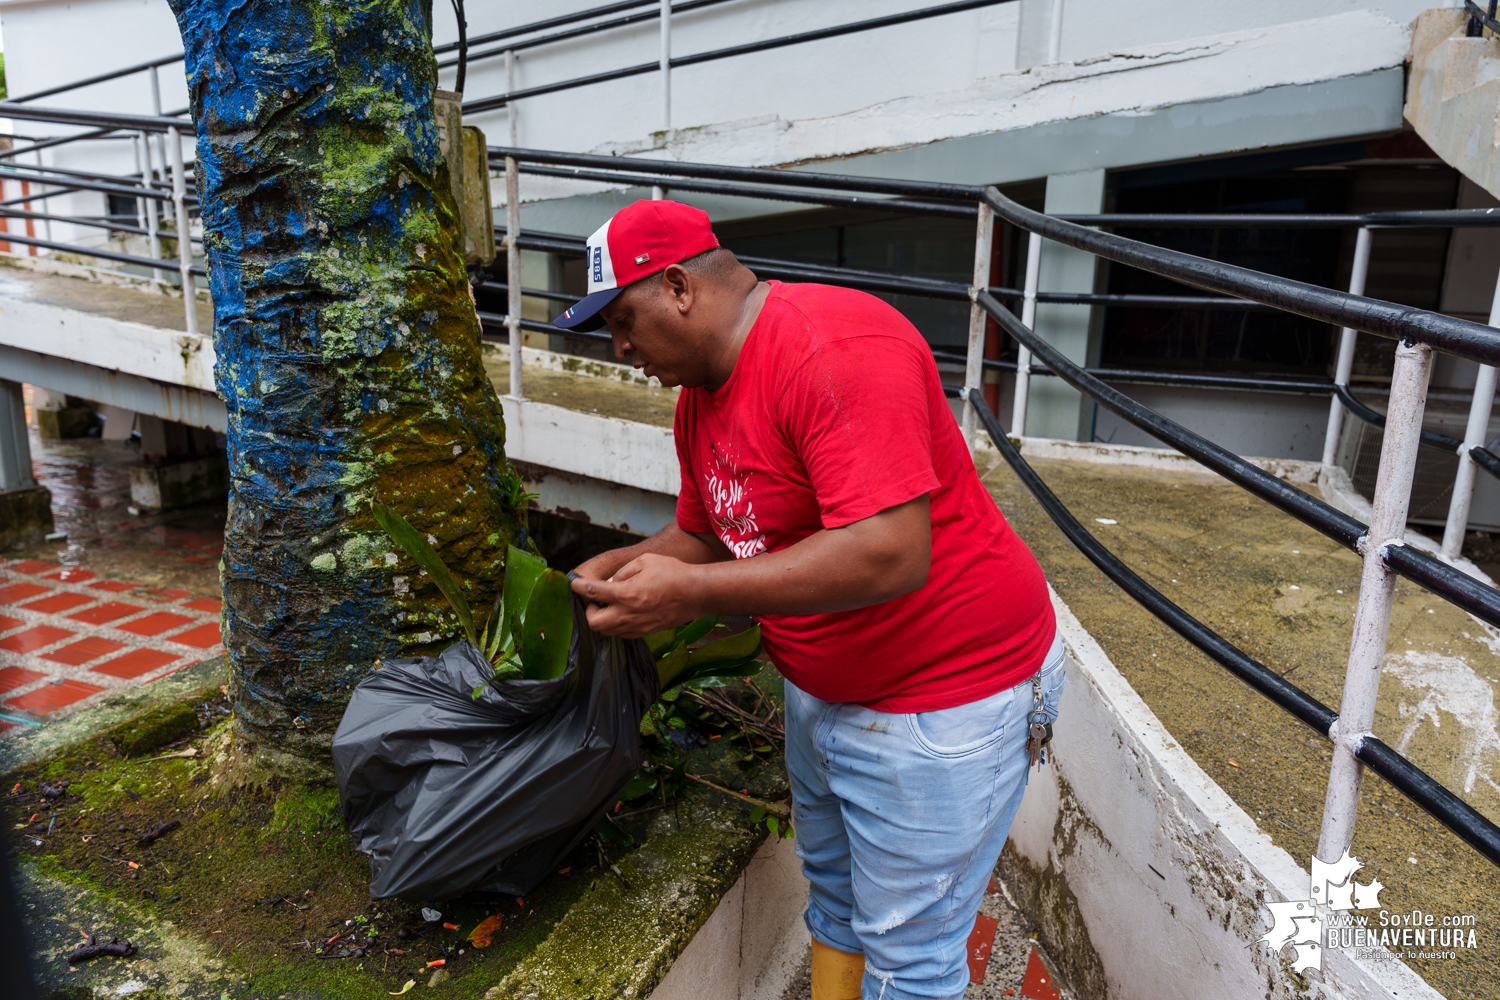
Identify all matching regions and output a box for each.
[1011,231,1043,436]
[659,0,672,132]
[1321,226,1372,467]
[506,154,522,400]
[149,65,168,204]
[31,150,52,243]
[506,50,518,147]
[962,202,995,452]
[653,0,671,201]
[1047,0,1066,62]
[1316,338,1434,864]
[131,134,149,232]
[167,127,198,335]
[140,130,164,285]
[1440,266,1500,558]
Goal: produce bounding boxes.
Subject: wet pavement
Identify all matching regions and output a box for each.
[1,425,226,736]
[982,454,1499,999]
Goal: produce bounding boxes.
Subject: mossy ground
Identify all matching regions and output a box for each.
[7,668,789,999]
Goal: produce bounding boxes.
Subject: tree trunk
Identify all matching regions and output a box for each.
[169,0,525,766]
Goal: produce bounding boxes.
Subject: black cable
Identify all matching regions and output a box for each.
[450,0,468,95]
[1333,384,1465,450]
[973,288,1500,629]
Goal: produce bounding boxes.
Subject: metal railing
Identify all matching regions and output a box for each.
[0,103,204,333]
[486,144,1500,873]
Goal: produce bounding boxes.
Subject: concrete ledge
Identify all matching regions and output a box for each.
[1003,588,1441,1000]
[0,484,53,551]
[989,434,1323,484]
[0,345,227,431]
[500,395,679,497]
[648,833,809,1000]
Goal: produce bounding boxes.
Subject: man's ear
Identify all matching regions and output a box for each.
[660,264,694,315]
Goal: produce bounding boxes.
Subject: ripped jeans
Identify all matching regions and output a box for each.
[784,632,1065,1000]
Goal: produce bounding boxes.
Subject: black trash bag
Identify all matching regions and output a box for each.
[332,595,659,901]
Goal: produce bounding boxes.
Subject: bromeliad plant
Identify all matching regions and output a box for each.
[374,501,786,843]
[372,503,763,694]
[372,503,572,692]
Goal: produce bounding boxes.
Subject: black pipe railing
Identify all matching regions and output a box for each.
[974,287,1500,629]
[439,0,742,70]
[951,383,1500,865]
[1333,384,1500,485]
[0,230,205,277]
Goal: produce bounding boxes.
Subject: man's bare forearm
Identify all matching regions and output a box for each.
[572,521,727,581]
[571,496,932,637]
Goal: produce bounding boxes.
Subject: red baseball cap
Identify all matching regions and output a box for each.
[552,199,720,331]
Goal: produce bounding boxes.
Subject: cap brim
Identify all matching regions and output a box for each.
[551,287,624,332]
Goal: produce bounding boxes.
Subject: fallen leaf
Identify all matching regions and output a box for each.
[388,980,416,996]
[467,913,504,948]
[425,958,446,968]
[1227,759,1242,769]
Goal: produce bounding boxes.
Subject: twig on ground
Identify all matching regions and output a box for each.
[682,773,791,819]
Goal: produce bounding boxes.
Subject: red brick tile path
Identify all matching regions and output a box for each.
[91,648,179,680]
[0,583,49,605]
[68,602,145,625]
[116,612,195,637]
[17,592,94,615]
[42,636,128,666]
[0,560,225,729]
[8,679,105,714]
[0,666,46,693]
[0,626,74,654]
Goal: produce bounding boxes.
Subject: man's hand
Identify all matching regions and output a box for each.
[573,554,704,638]
[571,495,931,637]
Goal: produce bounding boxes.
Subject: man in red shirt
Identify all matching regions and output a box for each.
[564,200,1063,1000]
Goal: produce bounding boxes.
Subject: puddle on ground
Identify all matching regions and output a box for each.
[17,428,224,598]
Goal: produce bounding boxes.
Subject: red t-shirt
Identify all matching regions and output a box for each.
[673,281,1055,712]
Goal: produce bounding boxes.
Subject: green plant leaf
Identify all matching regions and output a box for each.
[748,805,766,823]
[372,502,476,647]
[594,815,633,847]
[686,624,761,670]
[643,629,677,658]
[681,654,764,684]
[620,773,657,801]
[655,643,693,690]
[766,816,780,837]
[519,568,573,680]
[503,545,547,627]
[673,616,722,650]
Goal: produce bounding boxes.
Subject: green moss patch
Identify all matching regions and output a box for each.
[107,702,200,758]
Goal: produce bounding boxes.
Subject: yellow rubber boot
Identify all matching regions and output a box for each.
[810,938,864,1000]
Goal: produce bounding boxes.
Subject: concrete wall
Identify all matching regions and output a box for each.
[648,833,810,1000]
[1091,386,1334,461]
[1006,586,1442,1000]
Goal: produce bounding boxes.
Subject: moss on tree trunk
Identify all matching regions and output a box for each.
[168,0,525,766]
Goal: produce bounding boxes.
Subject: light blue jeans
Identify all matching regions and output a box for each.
[785,632,1065,1000]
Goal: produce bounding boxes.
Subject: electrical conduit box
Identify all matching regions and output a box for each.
[434,90,497,267]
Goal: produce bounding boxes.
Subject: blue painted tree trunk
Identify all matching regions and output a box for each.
[169,0,525,763]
